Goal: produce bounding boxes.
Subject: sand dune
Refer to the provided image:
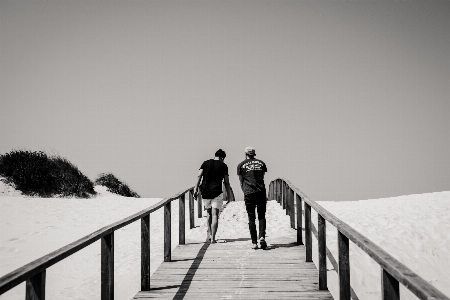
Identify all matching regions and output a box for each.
[1,180,448,299]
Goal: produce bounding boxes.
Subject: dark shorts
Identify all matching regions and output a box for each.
[244,191,266,222]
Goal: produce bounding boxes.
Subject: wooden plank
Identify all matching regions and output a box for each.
[136,236,333,300]
[382,269,399,300]
[179,194,185,245]
[141,215,150,291]
[25,270,45,300]
[338,230,350,300]
[101,232,114,300]
[164,202,171,262]
[318,214,327,290]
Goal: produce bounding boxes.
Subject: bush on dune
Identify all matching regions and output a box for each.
[0,150,96,198]
[95,173,140,198]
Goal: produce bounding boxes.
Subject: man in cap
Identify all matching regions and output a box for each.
[237,146,268,249]
[194,149,231,243]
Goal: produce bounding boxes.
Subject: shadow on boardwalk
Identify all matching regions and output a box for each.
[173,242,210,300]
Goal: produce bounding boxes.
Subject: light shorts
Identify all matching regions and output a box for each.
[203,193,224,210]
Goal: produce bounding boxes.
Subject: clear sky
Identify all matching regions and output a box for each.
[1,0,449,201]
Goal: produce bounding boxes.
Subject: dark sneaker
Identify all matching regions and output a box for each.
[259,238,267,249]
[251,243,258,250]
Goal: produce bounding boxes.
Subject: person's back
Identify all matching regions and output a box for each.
[200,159,228,199]
[194,149,231,243]
[237,147,268,249]
[236,157,267,195]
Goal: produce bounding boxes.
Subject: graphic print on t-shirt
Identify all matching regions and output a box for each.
[241,160,265,172]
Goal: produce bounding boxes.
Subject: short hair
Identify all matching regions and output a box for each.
[215,149,226,158]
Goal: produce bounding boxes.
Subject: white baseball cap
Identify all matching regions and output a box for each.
[245,146,256,155]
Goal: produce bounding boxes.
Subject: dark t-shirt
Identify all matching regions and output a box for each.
[199,159,228,199]
[237,158,267,195]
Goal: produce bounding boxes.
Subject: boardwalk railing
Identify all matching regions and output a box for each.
[267,178,449,300]
[0,186,203,300]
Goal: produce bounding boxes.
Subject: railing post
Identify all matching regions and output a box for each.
[318,214,327,290]
[338,230,350,300]
[141,215,150,291]
[285,183,289,214]
[189,189,195,229]
[26,270,46,300]
[286,184,290,215]
[296,194,303,245]
[268,182,272,200]
[305,203,312,262]
[164,201,171,262]
[179,194,186,245]
[101,232,114,300]
[382,269,399,300]
[282,181,285,208]
[290,189,295,229]
[271,182,274,199]
[275,180,278,203]
[197,192,203,218]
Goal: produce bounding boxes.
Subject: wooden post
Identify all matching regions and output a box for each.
[382,269,400,300]
[290,189,295,229]
[164,201,171,262]
[26,270,46,300]
[197,192,203,218]
[271,182,274,199]
[318,214,327,290]
[141,215,150,291]
[275,180,278,203]
[338,230,350,300]
[305,203,312,262]
[285,184,290,215]
[296,194,303,245]
[101,232,114,300]
[280,180,283,206]
[179,194,185,245]
[189,189,195,229]
[268,182,272,200]
[285,183,289,214]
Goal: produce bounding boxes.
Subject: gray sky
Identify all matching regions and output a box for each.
[1,0,449,201]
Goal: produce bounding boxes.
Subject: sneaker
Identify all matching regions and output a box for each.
[259,237,267,249]
[251,243,258,250]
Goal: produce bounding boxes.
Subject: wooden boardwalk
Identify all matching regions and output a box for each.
[133,236,333,300]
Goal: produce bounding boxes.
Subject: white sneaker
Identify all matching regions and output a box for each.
[259,237,267,249]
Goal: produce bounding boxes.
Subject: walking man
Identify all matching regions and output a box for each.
[237,146,268,249]
[194,149,231,243]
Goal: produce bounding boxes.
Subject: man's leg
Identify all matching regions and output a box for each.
[256,191,267,249]
[210,208,219,243]
[245,194,258,247]
[256,193,267,239]
[206,208,212,242]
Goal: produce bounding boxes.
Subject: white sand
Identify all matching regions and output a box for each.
[311,192,450,300]
[1,179,449,299]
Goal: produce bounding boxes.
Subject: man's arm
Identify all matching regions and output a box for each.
[223,175,232,203]
[238,175,244,192]
[194,169,203,199]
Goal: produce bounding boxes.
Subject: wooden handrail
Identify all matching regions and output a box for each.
[0,186,196,299]
[269,178,449,300]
